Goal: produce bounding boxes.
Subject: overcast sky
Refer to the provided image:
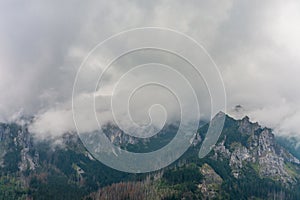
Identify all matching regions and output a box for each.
[0,0,300,139]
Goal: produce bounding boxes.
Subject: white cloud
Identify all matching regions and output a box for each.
[29,108,75,139]
[1,0,300,139]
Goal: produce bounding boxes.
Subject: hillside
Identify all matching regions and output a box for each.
[0,114,300,199]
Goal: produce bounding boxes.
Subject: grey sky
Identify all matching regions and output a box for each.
[0,0,300,139]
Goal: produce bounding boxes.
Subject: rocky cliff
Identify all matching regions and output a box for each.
[209,116,300,184]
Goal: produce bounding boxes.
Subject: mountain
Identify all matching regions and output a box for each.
[276,136,300,161]
[0,114,300,199]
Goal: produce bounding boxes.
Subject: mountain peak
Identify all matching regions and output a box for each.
[205,114,300,184]
[241,115,250,122]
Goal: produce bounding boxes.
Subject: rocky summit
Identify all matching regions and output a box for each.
[0,114,300,200]
[211,116,300,183]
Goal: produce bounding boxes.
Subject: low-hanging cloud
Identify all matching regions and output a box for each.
[0,0,300,139]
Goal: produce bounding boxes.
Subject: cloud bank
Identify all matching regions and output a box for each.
[0,0,300,139]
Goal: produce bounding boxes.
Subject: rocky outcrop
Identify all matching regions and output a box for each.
[198,163,223,199]
[238,116,260,135]
[229,143,251,178]
[0,123,39,172]
[212,116,300,184]
[103,125,140,146]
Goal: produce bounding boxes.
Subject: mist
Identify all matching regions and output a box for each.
[0,0,300,139]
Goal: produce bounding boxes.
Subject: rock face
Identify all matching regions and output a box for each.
[0,123,39,172]
[198,163,223,199]
[238,116,260,136]
[209,116,300,184]
[102,124,141,146]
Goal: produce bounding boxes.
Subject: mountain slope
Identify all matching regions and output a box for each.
[0,114,300,199]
